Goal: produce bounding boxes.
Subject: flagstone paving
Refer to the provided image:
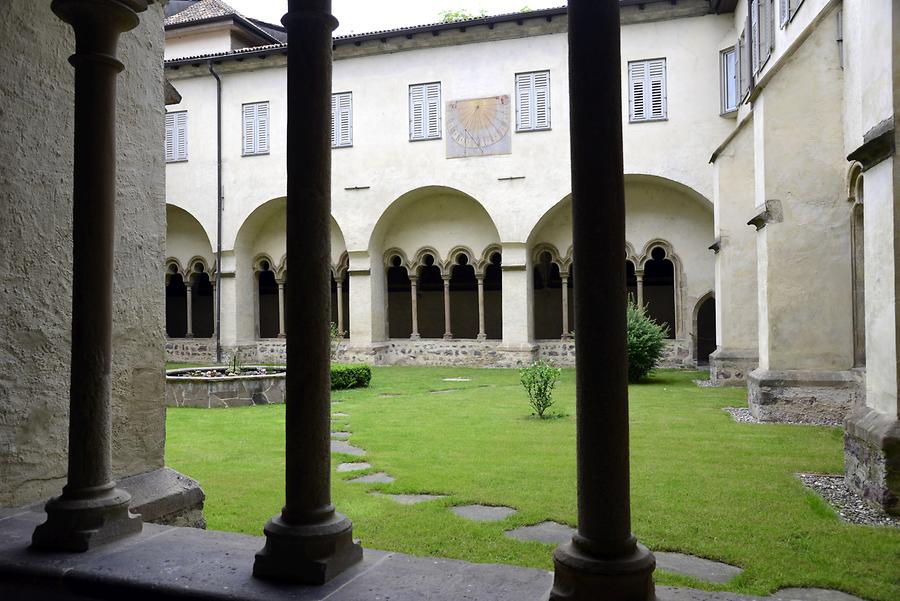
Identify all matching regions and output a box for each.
[348,472,395,484]
[337,462,370,473]
[451,504,517,521]
[505,520,574,545]
[371,492,448,505]
[331,431,351,439]
[330,440,365,456]
[655,552,743,584]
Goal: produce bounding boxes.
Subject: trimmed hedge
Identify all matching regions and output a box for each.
[331,364,372,390]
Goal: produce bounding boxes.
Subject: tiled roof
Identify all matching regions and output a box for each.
[164,0,236,26]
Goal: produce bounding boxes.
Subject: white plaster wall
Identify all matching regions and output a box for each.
[166,204,214,268]
[165,27,234,60]
[0,1,167,506]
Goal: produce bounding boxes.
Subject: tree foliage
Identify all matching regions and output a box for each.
[438,8,487,22]
[626,300,668,382]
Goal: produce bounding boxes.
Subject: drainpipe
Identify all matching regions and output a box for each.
[208,60,223,364]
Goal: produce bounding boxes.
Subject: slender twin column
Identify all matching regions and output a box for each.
[476,274,486,340]
[409,275,420,340]
[335,275,345,335]
[442,275,453,339]
[253,0,362,583]
[635,269,645,308]
[211,279,217,336]
[32,0,149,552]
[549,0,656,598]
[185,283,194,338]
[277,279,286,338]
[560,273,571,340]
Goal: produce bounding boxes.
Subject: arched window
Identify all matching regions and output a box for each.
[643,246,675,338]
[165,265,187,338]
[257,260,279,339]
[483,251,503,339]
[533,250,563,339]
[626,260,637,304]
[417,254,444,339]
[386,255,412,339]
[190,263,215,338]
[331,271,350,339]
[695,294,716,365]
[850,171,865,367]
[449,253,478,339]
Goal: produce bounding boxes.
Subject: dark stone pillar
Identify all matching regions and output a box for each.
[31,0,149,552]
[253,0,362,583]
[549,1,656,599]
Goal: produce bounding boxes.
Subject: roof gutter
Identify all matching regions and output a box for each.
[208,60,224,364]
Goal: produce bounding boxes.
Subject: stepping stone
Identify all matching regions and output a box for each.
[654,552,743,584]
[380,393,402,397]
[331,431,351,440]
[348,472,395,484]
[372,492,447,505]
[331,440,365,456]
[337,462,370,473]
[430,389,456,394]
[505,521,574,545]
[451,504,517,522]
[332,412,349,417]
[442,378,471,382]
[774,589,866,601]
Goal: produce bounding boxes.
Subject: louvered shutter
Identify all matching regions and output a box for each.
[516,73,533,131]
[257,102,269,154]
[425,82,441,139]
[647,59,666,120]
[174,112,188,161]
[409,84,425,140]
[533,71,550,129]
[332,92,352,147]
[751,0,760,74]
[629,61,647,121]
[779,0,790,27]
[165,113,175,162]
[242,104,257,155]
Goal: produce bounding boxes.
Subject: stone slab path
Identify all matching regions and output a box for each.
[372,492,447,505]
[505,521,574,545]
[772,589,865,601]
[349,472,395,484]
[332,412,349,417]
[331,431,351,440]
[331,440,365,456]
[451,504,517,521]
[655,552,743,584]
[337,462,370,473]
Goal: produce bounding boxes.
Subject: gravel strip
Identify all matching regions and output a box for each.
[723,408,842,427]
[724,407,759,423]
[798,473,899,528]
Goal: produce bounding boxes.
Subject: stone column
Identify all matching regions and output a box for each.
[476,274,486,340]
[211,279,217,336]
[560,273,570,340]
[635,269,644,308]
[185,282,194,338]
[442,274,453,340]
[549,0,656,598]
[253,0,362,583]
[31,0,148,552]
[409,275,420,340]
[276,279,286,338]
[335,275,345,336]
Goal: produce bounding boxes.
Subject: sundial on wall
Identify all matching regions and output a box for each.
[446,95,512,158]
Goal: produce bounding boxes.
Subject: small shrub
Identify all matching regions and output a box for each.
[331,364,371,390]
[626,300,667,382]
[520,359,561,418]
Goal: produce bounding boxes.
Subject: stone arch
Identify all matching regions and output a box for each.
[479,244,503,340]
[185,256,215,338]
[848,162,865,367]
[165,204,214,271]
[692,291,716,365]
[412,246,446,276]
[637,239,683,338]
[445,245,476,273]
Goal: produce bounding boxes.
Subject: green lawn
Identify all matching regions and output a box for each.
[165,367,900,600]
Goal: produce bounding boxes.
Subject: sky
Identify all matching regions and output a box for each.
[227,0,565,36]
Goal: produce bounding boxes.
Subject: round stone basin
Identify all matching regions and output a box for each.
[165,366,286,408]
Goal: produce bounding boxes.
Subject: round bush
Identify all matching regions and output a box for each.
[626,300,667,382]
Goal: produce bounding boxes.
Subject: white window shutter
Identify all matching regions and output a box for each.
[242,104,257,155]
[780,0,790,27]
[426,82,441,139]
[533,70,550,129]
[751,0,760,75]
[629,61,646,121]
[516,73,533,131]
[332,92,352,147]
[409,84,425,140]
[165,113,175,162]
[331,94,338,147]
[647,59,666,120]
[257,102,269,154]
[175,112,188,161]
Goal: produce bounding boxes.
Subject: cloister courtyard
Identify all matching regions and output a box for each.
[164,366,899,601]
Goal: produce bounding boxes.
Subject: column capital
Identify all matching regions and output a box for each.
[52,0,149,60]
[408,274,418,283]
[441,274,452,283]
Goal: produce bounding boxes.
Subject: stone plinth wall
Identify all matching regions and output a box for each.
[537,338,693,369]
[166,370,286,408]
[747,368,864,424]
[165,338,217,364]
[708,349,758,386]
[844,406,900,515]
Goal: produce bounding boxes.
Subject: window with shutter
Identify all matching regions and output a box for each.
[751,0,760,75]
[165,111,188,162]
[242,101,270,156]
[781,0,804,27]
[409,82,441,141]
[628,58,666,123]
[332,92,353,148]
[516,70,551,131]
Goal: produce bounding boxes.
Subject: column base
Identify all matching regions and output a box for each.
[477,333,487,340]
[748,368,863,424]
[443,333,453,340]
[708,348,757,386]
[253,511,362,584]
[31,484,142,552]
[410,333,421,340]
[844,406,900,516]
[549,538,656,601]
